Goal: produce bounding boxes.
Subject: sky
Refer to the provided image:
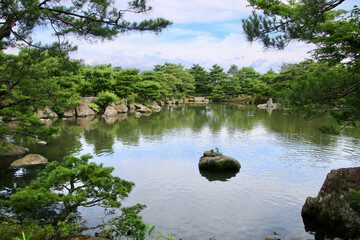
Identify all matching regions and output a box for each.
[34,0,359,73]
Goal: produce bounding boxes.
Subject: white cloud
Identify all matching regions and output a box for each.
[71,30,314,73]
[7,0,316,74]
[67,0,315,73]
[148,0,250,23]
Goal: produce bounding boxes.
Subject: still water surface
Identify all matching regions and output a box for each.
[1,104,360,240]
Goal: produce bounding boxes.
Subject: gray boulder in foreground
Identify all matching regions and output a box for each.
[10,154,48,168]
[302,167,360,239]
[0,141,29,157]
[199,151,241,172]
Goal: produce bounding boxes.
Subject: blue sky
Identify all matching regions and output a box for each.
[35,0,358,73]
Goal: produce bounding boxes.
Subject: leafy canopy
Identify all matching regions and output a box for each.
[0,0,172,141]
[0,48,82,139]
[0,155,147,239]
[242,0,360,132]
[0,0,172,49]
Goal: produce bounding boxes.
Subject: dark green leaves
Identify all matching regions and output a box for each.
[0,0,172,48]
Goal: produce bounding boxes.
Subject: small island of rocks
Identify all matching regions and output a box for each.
[198,149,241,172]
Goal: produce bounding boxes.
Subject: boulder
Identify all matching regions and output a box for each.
[63,108,76,118]
[36,106,58,118]
[37,141,47,145]
[134,104,152,113]
[102,106,117,117]
[194,97,205,103]
[76,98,96,117]
[10,154,48,168]
[150,102,162,112]
[111,103,128,113]
[257,98,281,109]
[301,167,360,239]
[198,150,241,172]
[83,96,98,104]
[134,111,142,118]
[152,106,162,112]
[192,97,210,104]
[0,141,29,157]
[151,101,160,108]
[128,104,136,111]
[119,98,127,106]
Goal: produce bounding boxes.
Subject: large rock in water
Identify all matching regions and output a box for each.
[134,104,152,113]
[302,167,360,239]
[102,106,117,117]
[36,106,58,118]
[111,103,128,113]
[199,151,241,172]
[0,141,29,157]
[257,98,280,109]
[76,98,96,117]
[10,154,48,168]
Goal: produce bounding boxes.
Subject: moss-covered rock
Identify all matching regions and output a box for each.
[302,167,360,239]
[198,151,241,172]
[10,154,48,168]
[0,141,29,157]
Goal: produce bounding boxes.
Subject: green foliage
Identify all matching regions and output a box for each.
[80,65,115,96]
[0,220,55,240]
[0,155,145,239]
[0,0,172,50]
[97,91,119,107]
[281,60,360,129]
[242,1,360,131]
[210,147,222,155]
[209,64,227,85]
[12,231,31,240]
[87,102,100,113]
[210,85,225,102]
[350,189,360,201]
[0,48,82,139]
[241,0,357,54]
[0,0,171,142]
[108,204,147,239]
[135,80,163,101]
[127,93,139,104]
[154,63,196,98]
[189,64,212,95]
[155,231,178,240]
[215,147,222,155]
[113,68,141,98]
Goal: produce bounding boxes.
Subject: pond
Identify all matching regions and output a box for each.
[1,104,360,240]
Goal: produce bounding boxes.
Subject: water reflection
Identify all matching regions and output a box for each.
[199,169,240,182]
[1,104,359,240]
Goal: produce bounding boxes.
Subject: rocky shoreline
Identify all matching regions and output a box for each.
[33,96,213,120]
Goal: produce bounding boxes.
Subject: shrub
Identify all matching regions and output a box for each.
[0,155,146,239]
[97,91,119,107]
[87,101,100,113]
